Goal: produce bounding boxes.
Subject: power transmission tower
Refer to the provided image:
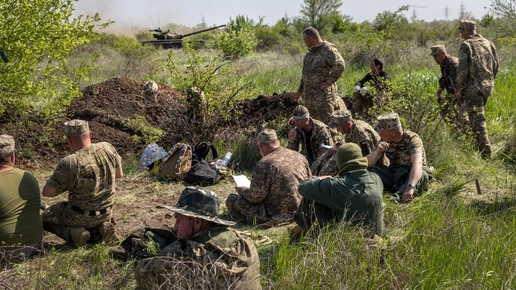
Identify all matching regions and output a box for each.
[459,2,466,19]
[444,5,450,20]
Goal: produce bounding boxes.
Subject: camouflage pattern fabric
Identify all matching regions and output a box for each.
[0,134,15,154]
[381,130,427,167]
[142,80,159,101]
[44,142,121,210]
[41,201,112,243]
[226,146,311,225]
[64,119,89,135]
[298,41,345,123]
[457,33,498,157]
[42,142,121,242]
[135,226,261,290]
[287,118,334,165]
[437,55,469,130]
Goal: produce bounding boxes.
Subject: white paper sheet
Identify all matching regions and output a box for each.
[232,175,251,187]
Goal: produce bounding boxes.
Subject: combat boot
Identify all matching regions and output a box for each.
[70,227,90,247]
[99,222,119,243]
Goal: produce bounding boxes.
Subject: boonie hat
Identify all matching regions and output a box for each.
[159,186,235,226]
[65,119,89,135]
[256,129,278,145]
[429,45,446,56]
[142,80,158,97]
[377,112,401,130]
[292,105,310,120]
[328,109,353,127]
[458,19,476,30]
[0,134,15,155]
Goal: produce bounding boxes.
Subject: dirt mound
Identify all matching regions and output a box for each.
[2,77,299,169]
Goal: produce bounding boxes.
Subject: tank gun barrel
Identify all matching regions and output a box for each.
[179,24,226,39]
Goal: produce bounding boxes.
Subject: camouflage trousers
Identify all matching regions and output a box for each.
[42,202,113,244]
[310,151,337,176]
[370,165,432,202]
[464,87,493,158]
[438,95,469,133]
[304,94,346,124]
[226,194,269,225]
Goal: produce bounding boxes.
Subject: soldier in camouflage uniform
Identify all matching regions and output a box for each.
[456,20,499,159]
[42,120,123,246]
[367,113,432,203]
[311,109,389,176]
[295,143,385,237]
[287,105,334,165]
[295,26,346,124]
[134,187,261,290]
[226,129,311,226]
[430,45,468,131]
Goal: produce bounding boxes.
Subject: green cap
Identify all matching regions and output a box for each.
[458,19,476,30]
[65,119,89,135]
[159,186,235,226]
[0,135,15,155]
[377,112,401,130]
[328,109,353,127]
[429,45,445,56]
[256,129,278,145]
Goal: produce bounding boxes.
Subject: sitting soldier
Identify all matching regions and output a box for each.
[367,112,432,203]
[129,186,261,290]
[0,135,43,259]
[295,143,385,237]
[226,129,311,226]
[42,120,123,246]
[311,109,389,176]
[287,105,335,165]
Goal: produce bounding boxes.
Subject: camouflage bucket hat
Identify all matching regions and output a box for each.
[328,109,352,128]
[292,105,310,120]
[65,119,89,135]
[159,186,235,226]
[0,134,15,155]
[256,129,278,145]
[377,112,401,130]
[142,80,158,96]
[429,45,445,56]
[458,19,476,30]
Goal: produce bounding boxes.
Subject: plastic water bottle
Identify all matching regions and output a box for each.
[215,152,232,169]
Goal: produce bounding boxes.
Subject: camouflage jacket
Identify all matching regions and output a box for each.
[298,41,345,101]
[287,118,334,164]
[45,142,122,210]
[382,130,427,167]
[135,226,261,290]
[457,34,498,94]
[439,55,459,95]
[311,120,388,176]
[241,146,311,220]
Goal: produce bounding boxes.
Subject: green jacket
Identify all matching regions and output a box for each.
[297,169,385,237]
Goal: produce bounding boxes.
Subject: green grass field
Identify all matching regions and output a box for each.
[1,36,515,289]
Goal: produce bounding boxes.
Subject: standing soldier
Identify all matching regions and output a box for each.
[42,120,123,246]
[430,45,468,130]
[456,19,499,159]
[296,26,346,124]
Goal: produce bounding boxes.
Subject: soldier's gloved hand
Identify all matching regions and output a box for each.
[359,87,369,96]
[353,85,361,93]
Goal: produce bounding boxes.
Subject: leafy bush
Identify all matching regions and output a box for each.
[214,15,258,59]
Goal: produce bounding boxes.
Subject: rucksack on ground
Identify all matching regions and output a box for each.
[159,142,192,181]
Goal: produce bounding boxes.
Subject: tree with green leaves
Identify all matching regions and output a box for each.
[300,0,343,32]
[0,0,109,115]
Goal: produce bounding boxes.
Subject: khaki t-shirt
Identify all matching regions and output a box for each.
[0,168,43,246]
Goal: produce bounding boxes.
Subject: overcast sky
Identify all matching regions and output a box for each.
[73,0,493,34]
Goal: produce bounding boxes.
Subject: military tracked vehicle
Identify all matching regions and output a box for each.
[141,24,226,49]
